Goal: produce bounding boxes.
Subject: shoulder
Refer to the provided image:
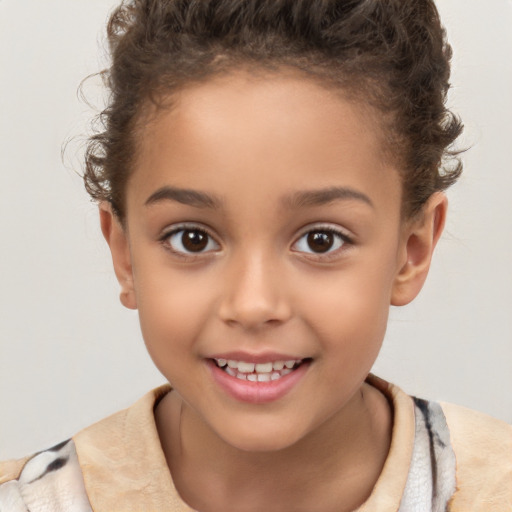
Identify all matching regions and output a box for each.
[1,385,175,512]
[0,439,93,512]
[72,384,180,511]
[0,456,30,484]
[440,401,512,511]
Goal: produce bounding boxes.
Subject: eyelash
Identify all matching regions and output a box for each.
[292,225,353,260]
[159,223,353,260]
[159,224,220,259]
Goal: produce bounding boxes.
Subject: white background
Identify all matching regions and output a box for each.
[0,0,511,459]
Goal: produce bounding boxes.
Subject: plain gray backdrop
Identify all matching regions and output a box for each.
[1,0,511,459]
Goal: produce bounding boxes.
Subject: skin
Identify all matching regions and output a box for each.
[100,69,447,512]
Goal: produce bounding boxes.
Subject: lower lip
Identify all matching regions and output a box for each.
[207,360,310,404]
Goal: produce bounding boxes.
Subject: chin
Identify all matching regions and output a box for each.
[215,420,307,453]
[225,435,299,453]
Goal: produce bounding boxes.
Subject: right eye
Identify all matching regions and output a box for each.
[162,227,220,255]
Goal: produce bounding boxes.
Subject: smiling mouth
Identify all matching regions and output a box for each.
[212,358,310,382]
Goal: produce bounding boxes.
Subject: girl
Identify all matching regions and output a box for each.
[1,1,511,511]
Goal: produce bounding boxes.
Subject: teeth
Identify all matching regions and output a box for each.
[215,357,305,382]
[216,358,300,371]
[255,362,273,373]
[225,366,237,377]
[237,361,255,373]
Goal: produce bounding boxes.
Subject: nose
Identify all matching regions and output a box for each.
[218,251,292,330]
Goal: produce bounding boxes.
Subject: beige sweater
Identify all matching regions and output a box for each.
[1,375,511,511]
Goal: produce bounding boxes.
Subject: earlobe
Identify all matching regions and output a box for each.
[99,203,138,310]
[391,192,447,306]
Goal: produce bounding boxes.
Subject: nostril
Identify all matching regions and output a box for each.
[218,300,293,329]
[217,266,293,328]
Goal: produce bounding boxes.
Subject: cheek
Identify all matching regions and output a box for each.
[134,267,217,361]
[305,285,389,346]
[297,259,396,359]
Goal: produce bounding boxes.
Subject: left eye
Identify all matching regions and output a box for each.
[293,229,347,255]
[165,228,219,254]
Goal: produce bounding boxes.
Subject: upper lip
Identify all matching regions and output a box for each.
[208,351,306,363]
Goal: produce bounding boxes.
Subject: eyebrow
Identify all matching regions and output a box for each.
[144,186,222,209]
[144,185,373,210]
[284,187,374,209]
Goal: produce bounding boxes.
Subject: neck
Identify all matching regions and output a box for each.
[155,381,392,512]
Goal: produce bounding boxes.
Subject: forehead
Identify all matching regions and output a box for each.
[128,70,401,217]
[140,69,382,160]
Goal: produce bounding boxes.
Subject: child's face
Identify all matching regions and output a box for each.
[104,70,436,451]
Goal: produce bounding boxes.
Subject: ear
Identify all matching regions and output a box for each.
[391,192,447,306]
[99,203,137,310]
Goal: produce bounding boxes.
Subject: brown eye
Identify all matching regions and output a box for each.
[166,227,219,254]
[293,228,348,256]
[182,230,208,252]
[306,232,334,253]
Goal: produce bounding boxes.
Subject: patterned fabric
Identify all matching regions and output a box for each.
[0,395,457,512]
[398,398,456,511]
[0,439,92,512]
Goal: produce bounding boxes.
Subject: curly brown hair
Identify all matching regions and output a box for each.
[84,0,463,220]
